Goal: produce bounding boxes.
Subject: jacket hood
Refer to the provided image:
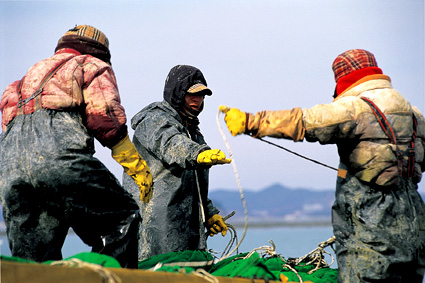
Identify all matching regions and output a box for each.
[163,65,210,111]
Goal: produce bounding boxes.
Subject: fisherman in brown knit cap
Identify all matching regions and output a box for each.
[0,25,153,268]
[221,49,425,282]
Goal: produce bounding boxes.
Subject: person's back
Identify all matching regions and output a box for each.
[220,49,425,282]
[0,25,153,268]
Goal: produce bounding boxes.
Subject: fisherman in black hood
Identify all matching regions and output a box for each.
[123,65,231,260]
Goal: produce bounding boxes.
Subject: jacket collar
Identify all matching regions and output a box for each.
[333,75,392,102]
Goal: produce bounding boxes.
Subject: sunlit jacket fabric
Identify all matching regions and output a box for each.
[123,100,219,260]
[247,76,425,187]
[246,75,425,281]
[0,48,128,148]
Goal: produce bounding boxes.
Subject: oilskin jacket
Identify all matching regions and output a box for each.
[123,100,219,260]
[246,75,425,282]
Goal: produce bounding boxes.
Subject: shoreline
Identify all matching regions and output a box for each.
[231,220,331,229]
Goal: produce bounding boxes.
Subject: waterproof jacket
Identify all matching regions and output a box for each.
[247,76,425,187]
[123,99,219,259]
[0,48,128,148]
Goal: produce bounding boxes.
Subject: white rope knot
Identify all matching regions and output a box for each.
[294,236,336,274]
[244,240,277,259]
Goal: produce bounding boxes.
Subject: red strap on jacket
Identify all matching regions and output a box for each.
[16,57,72,115]
[361,97,417,178]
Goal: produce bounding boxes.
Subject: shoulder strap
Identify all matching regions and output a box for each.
[17,57,73,114]
[407,114,417,177]
[361,97,416,178]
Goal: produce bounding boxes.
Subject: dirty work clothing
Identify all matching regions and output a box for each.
[244,75,425,281]
[246,76,425,187]
[123,100,219,260]
[0,48,128,148]
[0,47,138,268]
[0,109,140,267]
[333,166,425,282]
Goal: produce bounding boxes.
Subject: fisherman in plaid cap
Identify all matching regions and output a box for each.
[0,25,153,268]
[221,49,425,282]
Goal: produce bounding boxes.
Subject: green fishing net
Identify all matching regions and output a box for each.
[1,252,121,268]
[1,250,338,282]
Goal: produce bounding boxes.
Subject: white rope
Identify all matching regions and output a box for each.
[294,236,335,274]
[192,269,220,283]
[283,263,304,283]
[216,111,249,261]
[50,258,122,283]
[243,240,277,259]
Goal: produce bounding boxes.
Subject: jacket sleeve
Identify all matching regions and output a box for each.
[135,110,209,169]
[205,197,220,220]
[412,106,425,173]
[0,81,20,131]
[246,107,305,141]
[82,60,128,148]
[302,98,361,144]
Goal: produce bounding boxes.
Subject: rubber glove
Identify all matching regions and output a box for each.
[111,135,153,203]
[207,214,228,236]
[219,105,247,136]
[197,149,231,165]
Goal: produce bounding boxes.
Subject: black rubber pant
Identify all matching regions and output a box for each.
[0,109,140,268]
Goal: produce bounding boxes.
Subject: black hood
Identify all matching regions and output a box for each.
[163,65,211,112]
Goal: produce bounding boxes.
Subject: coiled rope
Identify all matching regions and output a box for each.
[216,111,249,261]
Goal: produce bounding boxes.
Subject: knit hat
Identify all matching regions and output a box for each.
[61,25,109,48]
[332,49,378,82]
[55,25,111,64]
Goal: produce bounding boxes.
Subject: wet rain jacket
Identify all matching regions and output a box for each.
[0,48,139,267]
[246,76,425,282]
[123,66,219,260]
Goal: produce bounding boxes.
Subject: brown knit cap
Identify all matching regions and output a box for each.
[332,49,378,82]
[55,25,111,64]
[61,25,109,48]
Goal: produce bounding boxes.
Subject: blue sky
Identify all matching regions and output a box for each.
[1,0,424,193]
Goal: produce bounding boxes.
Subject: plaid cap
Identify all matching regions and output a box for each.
[62,25,109,48]
[332,49,378,82]
[187,83,212,96]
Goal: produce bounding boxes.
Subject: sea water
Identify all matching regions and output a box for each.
[0,225,337,268]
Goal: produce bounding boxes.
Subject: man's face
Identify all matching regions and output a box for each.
[184,94,205,112]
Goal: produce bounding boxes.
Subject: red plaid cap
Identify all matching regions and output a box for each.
[332,49,378,82]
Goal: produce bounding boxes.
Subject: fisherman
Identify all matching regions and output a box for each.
[220,49,425,282]
[0,25,153,268]
[123,65,231,260]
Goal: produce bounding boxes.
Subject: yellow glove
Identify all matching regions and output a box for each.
[111,135,153,203]
[197,149,231,165]
[207,214,228,236]
[219,105,247,136]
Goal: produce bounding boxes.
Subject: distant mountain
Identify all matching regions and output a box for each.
[210,183,425,227]
[0,183,423,228]
[209,183,335,225]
